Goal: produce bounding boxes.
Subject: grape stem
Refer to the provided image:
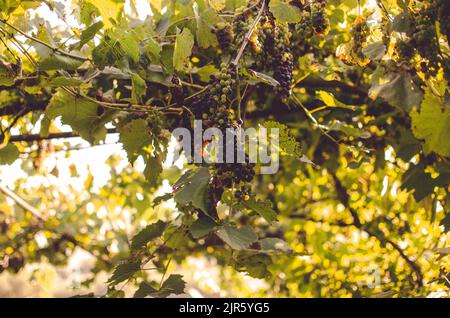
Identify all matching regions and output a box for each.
[232,0,266,66]
[0,18,91,61]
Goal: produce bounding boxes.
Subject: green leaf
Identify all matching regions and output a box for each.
[144,38,162,63]
[153,193,174,206]
[143,156,162,187]
[131,220,167,250]
[79,21,104,47]
[107,261,140,285]
[118,119,152,164]
[216,225,258,250]
[134,274,186,298]
[242,69,280,87]
[39,54,84,71]
[369,71,423,112]
[269,0,302,23]
[259,237,293,253]
[173,167,211,213]
[0,143,19,165]
[46,76,83,87]
[160,274,186,296]
[173,28,194,71]
[410,90,450,157]
[133,282,157,298]
[243,198,277,223]
[196,8,219,48]
[131,73,147,103]
[401,163,450,201]
[327,120,371,139]
[234,252,272,278]
[45,89,106,144]
[261,120,302,157]
[119,35,140,63]
[196,64,219,82]
[190,217,217,239]
[362,41,386,61]
[92,38,122,68]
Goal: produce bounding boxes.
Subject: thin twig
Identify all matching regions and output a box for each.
[9,128,118,143]
[0,184,46,222]
[232,0,266,66]
[0,18,90,61]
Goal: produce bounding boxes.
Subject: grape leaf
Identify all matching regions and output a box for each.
[144,38,162,63]
[262,120,302,157]
[46,76,83,87]
[216,225,258,250]
[134,274,186,298]
[133,282,157,298]
[173,28,194,71]
[159,274,186,296]
[107,261,140,285]
[118,119,152,164]
[269,0,302,23]
[410,90,450,157]
[131,220,167,250]
[79,21,104,48]
[243,198,278,223]
[362,41,386,61]
[259,237,293,254]
[143,156,163,186]
[234,252,272,278]
[45,89,107,144]
[369,71,423,112]
[0,143,19,165]
[173,167,211,213]
[196,7,219,48]
[131,73,147,103]
[243,69,280,87]
[39,54,84,71]
[87,0,123,28]
[190,217,217,239]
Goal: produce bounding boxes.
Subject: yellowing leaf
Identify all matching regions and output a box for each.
[410,90,450,157]
[87,0,123,28]
[173,28,194,71]
[148,0,163,12]
[209,0,225,11]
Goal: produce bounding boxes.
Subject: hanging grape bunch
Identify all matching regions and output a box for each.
[351,16,370,63]
[311,0,329,35]
[434,0,450,45]
[410,7,441,77]
[214,22,235,54]
[189,63,235,129]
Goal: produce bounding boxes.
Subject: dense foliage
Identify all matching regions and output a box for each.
[0,0,449,297]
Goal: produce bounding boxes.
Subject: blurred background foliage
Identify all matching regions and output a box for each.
[0,0,449,297]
